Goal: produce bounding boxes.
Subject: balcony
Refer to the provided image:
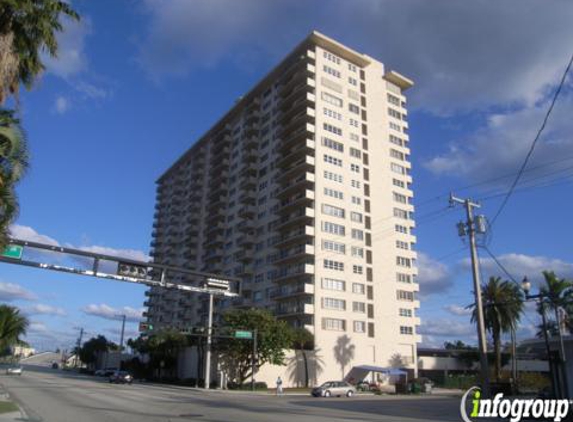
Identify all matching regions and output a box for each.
[239,176,257,190]
[275,302,314,317]
[239,164,257,178]
[237,220,255,233]
[238,205,256,218]
[278,189,315,214]
[205,235,224,248]
[275,207,314,231]
[273,263,314,284]
[270,282,314,299]
[278,122,315,152]
[280,155,315,181]
[276,172,315,199]
[273,243,314,266]
[237,234,255,247]
[273,225,314,249]
[239,190,256,205]
[277,139,315,169]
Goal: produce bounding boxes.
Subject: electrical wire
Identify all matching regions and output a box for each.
[488,50,573,228]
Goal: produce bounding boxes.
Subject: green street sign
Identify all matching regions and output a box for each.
[234,330,253,339]
[1,245,23,260]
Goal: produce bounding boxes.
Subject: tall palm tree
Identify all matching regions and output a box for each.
[0,304,29,351]
[291,327,314,387]
[0,109,28,248]
[0,0,79,102]
[471,276,524,381]
[539,271,572,333]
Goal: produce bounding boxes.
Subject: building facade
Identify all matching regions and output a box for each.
[144,31,420,384]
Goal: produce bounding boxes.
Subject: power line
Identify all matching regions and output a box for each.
[489,50,573,228]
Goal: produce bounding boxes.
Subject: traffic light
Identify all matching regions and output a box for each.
[139,322,154,332]
[118,262,148,278]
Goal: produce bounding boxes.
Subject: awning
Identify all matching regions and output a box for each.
[345,365,408,381]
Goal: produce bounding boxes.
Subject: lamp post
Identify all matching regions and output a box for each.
[521,277,565,398]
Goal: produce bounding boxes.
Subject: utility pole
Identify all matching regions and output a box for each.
[450,194,490,397]
[74,327,84,368]
[251,329,258,391]
[204,293,214,389]
[119,314,126,352]
[554,307,569,398]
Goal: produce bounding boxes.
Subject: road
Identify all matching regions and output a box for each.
[1,365,464,422]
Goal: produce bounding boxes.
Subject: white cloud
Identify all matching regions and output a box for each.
[463,253,573,289]
[10,225,59,246]
[444,304,472,317]
[24,304,67,317]
[0,281,37,302]
[44,16,91,79]
[53,96,71,114]
[78,246,148,263]
[136,0,573,113]
[74,81,111,100]
[416,252,453,297]
[81,303,144,323]
[424,94,573,183]
[419,319,476,339]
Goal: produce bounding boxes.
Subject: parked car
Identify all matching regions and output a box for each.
[109,371,133,384]
[6,365,23,376]
[311,381,356,397]
[51,362,59,369]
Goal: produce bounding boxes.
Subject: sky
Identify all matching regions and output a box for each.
[2,0,573,352]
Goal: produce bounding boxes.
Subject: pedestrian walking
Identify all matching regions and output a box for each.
[276,376,283,396]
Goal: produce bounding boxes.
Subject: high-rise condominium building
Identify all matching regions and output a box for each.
[144,31,420,383]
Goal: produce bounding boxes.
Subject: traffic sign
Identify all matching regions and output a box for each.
[234,330,253,339]
[1,245,23,260]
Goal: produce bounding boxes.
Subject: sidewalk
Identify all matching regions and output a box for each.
[0,384,27,421]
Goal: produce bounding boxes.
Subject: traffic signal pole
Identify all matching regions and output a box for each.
[204,293,214,389]
[450,194,491,397]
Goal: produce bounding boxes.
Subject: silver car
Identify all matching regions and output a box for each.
[311,381,356,397]
[6,365,23,376]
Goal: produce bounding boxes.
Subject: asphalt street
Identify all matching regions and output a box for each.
[0,365,465,422]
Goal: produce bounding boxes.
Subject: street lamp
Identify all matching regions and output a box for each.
[520,276,565,399]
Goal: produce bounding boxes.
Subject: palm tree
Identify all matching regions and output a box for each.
[291,327,314,387]
[539,271,573,333]
[0,304,29,351]
[0,0,79,102]
[0,109,28,248]
[470,276,524,381]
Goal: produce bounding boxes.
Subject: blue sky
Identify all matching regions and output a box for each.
[2,0,573,351]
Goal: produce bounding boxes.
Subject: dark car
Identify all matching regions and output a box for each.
[109,371,133,384]
[311,381,356,397]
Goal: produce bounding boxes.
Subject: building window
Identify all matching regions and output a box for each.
[322,317,346,331]
[389,121,402,132]
[322,221,345,236]
[388,93,401,106]
[324,259,344,271]
[324,170,343,183]
[395,224,408,234]
[351,229,364,240]
[351,246,364,258]
[353,302,366,313]
[353,265,363,275]
[393,192,408,204]
[353,321,366,333]
[350,163,360,173]
[391,163,407,175]
[390,134,404,146]
[399,308,413,317]
[323,65,341,78]
[397,256,412,267]
[400,326,414,335]
[321,92,343,107]
[351,196,362,205]
[390,149,405,161]
[349,148,362,159]
[348,77,358,87]
[350,212,363,223]
[322,137,344,152]
[323,123,343,136]
[323,108,342,121]
[322,278,345,291]
[397,290,415,302]
[323,51,341,64]
[393,208,409,220]
[324,155,343,167]
[351,180,361,189]
[352,283,365,294]
[348,63,357,72]
[322,297,346,310]
[397,273,412,283]
[393,178,405,188]
[324,188,344,200]
[322,204,345,218]
[322,240,346,254]
[350,133,360,142]
[349,118,360,127]
[388,108,402,120]
[396,240,409,250]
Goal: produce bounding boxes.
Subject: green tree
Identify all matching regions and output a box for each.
[470,276,524,381]
[219,308,294,384]
[539,271,573,332]
[0,109,28,248]
[291,327,313,387]
[0,0,79,102]
[128,330,188,378]
[78,335,114,367]
[0,304,28,351]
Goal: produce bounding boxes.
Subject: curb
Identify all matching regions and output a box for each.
[0,382,34,422]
